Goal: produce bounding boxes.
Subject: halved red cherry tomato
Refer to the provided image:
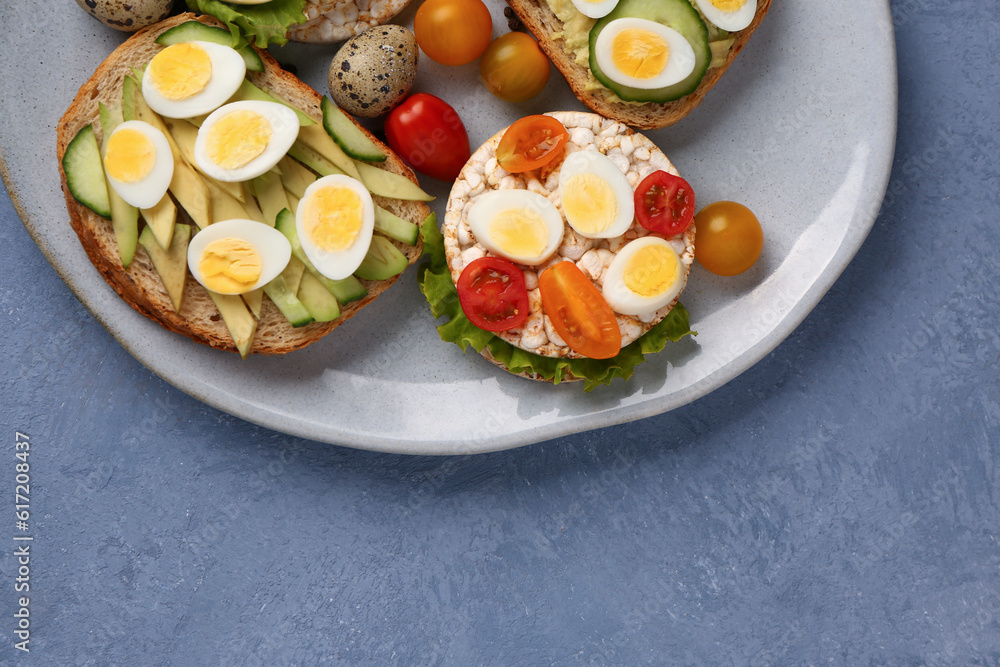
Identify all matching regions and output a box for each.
[414,0,493,66]
[635,170,696,235]
[538,261,621,359]
[495,115,569,173]
[457,257,530,332]
[384,93,470,182]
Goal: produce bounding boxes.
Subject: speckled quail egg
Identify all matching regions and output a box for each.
[328,25,418,118]
[74,0,174,33]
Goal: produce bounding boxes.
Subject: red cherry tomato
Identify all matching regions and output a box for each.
[538,261,621,359]
[414,0,493,66]
[480,32,551,103]
[694,201,764,276]
[456,257,530,332]
[635,170,696,236]
[384,93,471,182]
[495,115,569,174]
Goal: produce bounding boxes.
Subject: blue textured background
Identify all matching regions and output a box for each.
[2,1,999,664]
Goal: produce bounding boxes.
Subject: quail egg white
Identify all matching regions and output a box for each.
[602,236,687,316]
[467,190,564,266]
[102,120,174,209]
[193,101,300,183]
[187,219,292,295]
[692,0,757,32]
[141,41,247,119]
[593,18,697,90]
[569,0,620,19]
[558,149,635,239]
[295,175,376,281]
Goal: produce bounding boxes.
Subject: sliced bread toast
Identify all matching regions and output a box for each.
[55,13,429,355]
[507,0,772,130]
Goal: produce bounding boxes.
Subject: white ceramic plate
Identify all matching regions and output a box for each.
[0,2,896,454]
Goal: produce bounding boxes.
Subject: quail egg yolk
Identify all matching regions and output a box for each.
[198,238,263,293]
[104,129,156,183]
[205,110,273,170]
[562,174,618,235]
[490,209,550,259]
[612,28,669,80]
[711,0,746,10]
[148,43,213,101]
[623,244,679,297]
[302,185,364,252]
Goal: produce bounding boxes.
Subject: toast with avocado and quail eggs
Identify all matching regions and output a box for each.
[506,0,772,130]
[56,12,431,357]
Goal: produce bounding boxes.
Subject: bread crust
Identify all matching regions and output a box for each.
[507,0,773,130]
[55,13,428,355]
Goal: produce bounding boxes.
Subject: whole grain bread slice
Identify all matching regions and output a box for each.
[56,13,428,355]
[507,0,772,130]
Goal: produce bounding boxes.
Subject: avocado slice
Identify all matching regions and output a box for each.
[354,235,409,281]
[139,223,190,313]
[296,270,341,322]
[98,102,139,268]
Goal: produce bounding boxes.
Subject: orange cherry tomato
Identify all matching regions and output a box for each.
[495,115,569,174]
[480,32,551,103]
[414,0,493,66]
[538,261,622,359]
[694,201,764,276]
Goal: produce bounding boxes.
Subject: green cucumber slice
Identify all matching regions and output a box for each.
[374,205,419,245]
[155,21,264,73]
[321,97,386,163]
[274,208,369,305]
[354,235,409,281]
[589,0,711,103]
[63,124,111,219]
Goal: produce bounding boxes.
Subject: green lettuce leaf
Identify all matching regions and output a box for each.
[417,215,695,391]
[184,0,308,48]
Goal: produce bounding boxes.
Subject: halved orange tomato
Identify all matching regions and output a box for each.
[538,261,621,359]
[495,115,569,174]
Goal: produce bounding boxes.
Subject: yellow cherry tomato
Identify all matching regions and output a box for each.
[694,201,764,276]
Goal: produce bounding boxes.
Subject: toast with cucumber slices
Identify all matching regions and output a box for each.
[507,0,772,130]
[56,13,430,357]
